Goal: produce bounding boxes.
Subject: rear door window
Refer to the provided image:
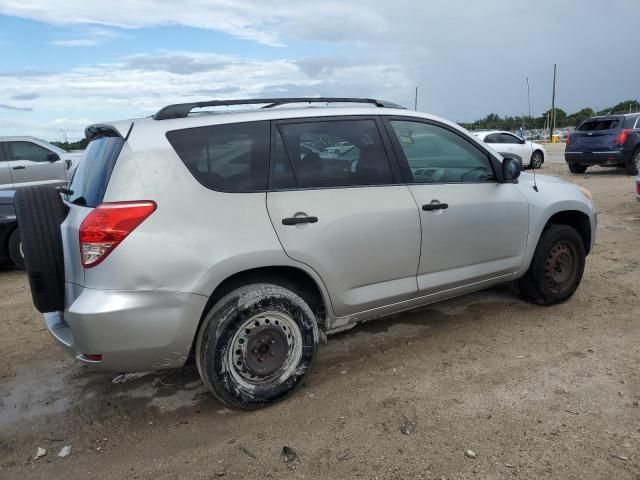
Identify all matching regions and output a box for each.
[167,121,269,192]
[577,118,621,131]
[271,119,394,189]
[66,135,124,207]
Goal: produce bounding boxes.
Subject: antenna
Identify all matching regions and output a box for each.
[526,76,538,192]
[414,86,418,111]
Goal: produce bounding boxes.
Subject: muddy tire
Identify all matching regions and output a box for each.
[8,228,25,270]
[13,186,67,313]
[518,225,585,306]
[196,284,319,409]
[568,164,587,174]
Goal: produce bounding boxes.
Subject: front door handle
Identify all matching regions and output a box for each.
[12,165,26,170]
[282,216,318,226]
[422,202,448,211]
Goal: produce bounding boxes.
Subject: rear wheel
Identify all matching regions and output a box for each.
[8,229,25,270]
[568,164,587,174]
[518,224,585,306]
[624,149,640,175]
[196,284,319,409]
[530,151,544,169]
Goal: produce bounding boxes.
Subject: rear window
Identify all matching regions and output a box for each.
[66,135,124,207]
[166,121,269,192]
[577,118,621,131]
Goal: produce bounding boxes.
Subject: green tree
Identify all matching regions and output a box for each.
[566,107,595,127]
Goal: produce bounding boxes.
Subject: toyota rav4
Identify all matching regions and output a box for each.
[15,98,597,409]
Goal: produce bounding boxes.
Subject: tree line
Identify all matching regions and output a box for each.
[459,99,640,131]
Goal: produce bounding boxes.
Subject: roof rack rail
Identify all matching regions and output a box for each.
[153,97,405,120]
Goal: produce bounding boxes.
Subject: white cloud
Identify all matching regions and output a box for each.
[50,39,97,47]
[1,0,639,137]
[0,51,409,139]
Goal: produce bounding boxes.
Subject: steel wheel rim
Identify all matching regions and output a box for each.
[544,241,578,293]
[634,151,640,173]
[227,311,302,389]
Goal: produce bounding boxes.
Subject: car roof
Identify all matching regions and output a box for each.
[89,106,472,140]
[0,135,48,142]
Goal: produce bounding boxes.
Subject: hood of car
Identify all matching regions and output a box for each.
[519,172,566,187]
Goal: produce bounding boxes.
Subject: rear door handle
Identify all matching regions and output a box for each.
[422,203,448,211]
[282,216,318,226]
[12,165,26,170]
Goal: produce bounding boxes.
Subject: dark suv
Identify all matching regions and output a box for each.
[565,114,640,175]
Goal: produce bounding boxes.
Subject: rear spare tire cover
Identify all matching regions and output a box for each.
[14,186,67,313]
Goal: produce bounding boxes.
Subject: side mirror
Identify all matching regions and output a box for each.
[502,156,522,182]
[47,152,61,163]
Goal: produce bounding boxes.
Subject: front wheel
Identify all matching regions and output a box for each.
[518,225,586,306]
[196,284,319,409]
[568,164,587,174]
[530,151,544,169]
[624,149,640,175]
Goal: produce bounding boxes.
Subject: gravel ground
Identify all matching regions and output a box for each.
[1,144,639,479]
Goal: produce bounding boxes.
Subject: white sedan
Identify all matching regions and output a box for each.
[473,130,545,169]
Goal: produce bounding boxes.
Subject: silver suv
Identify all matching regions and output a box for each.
[15,98,597,409]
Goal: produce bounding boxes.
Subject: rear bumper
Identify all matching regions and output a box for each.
[44,285,208,372]
[565,150,628,166]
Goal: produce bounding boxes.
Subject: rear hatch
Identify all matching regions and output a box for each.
[567,116,623,151]
[61,126,128,287]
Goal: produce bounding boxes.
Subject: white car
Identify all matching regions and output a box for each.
[0,136,83,190]
[473,130,545,169]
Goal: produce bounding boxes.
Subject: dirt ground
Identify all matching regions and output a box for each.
[1,144,639,479]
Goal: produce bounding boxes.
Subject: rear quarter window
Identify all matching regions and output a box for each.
[166,121,270,192]
[66,135,124,207]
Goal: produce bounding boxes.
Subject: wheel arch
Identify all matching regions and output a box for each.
[531,148,545,165]
[190,265,330,361]
[543,210,591,255]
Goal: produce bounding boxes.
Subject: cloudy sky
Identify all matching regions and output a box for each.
[1,0,639,140]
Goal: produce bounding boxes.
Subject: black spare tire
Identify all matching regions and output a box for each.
[14,186,67,313]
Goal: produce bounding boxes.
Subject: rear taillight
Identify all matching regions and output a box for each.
[566,134,571,145]
[615,129,633,146]
[79,201,157,268]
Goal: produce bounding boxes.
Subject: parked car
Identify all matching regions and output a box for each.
[15,97,597,409]
[0,136,82,190]
[473,130,546,169]
[0,190,24,268]
[565,114,640,175]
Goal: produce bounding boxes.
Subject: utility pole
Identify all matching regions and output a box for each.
[549,63,556,141]
[414,86,418,111]
[526,77,532,132]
